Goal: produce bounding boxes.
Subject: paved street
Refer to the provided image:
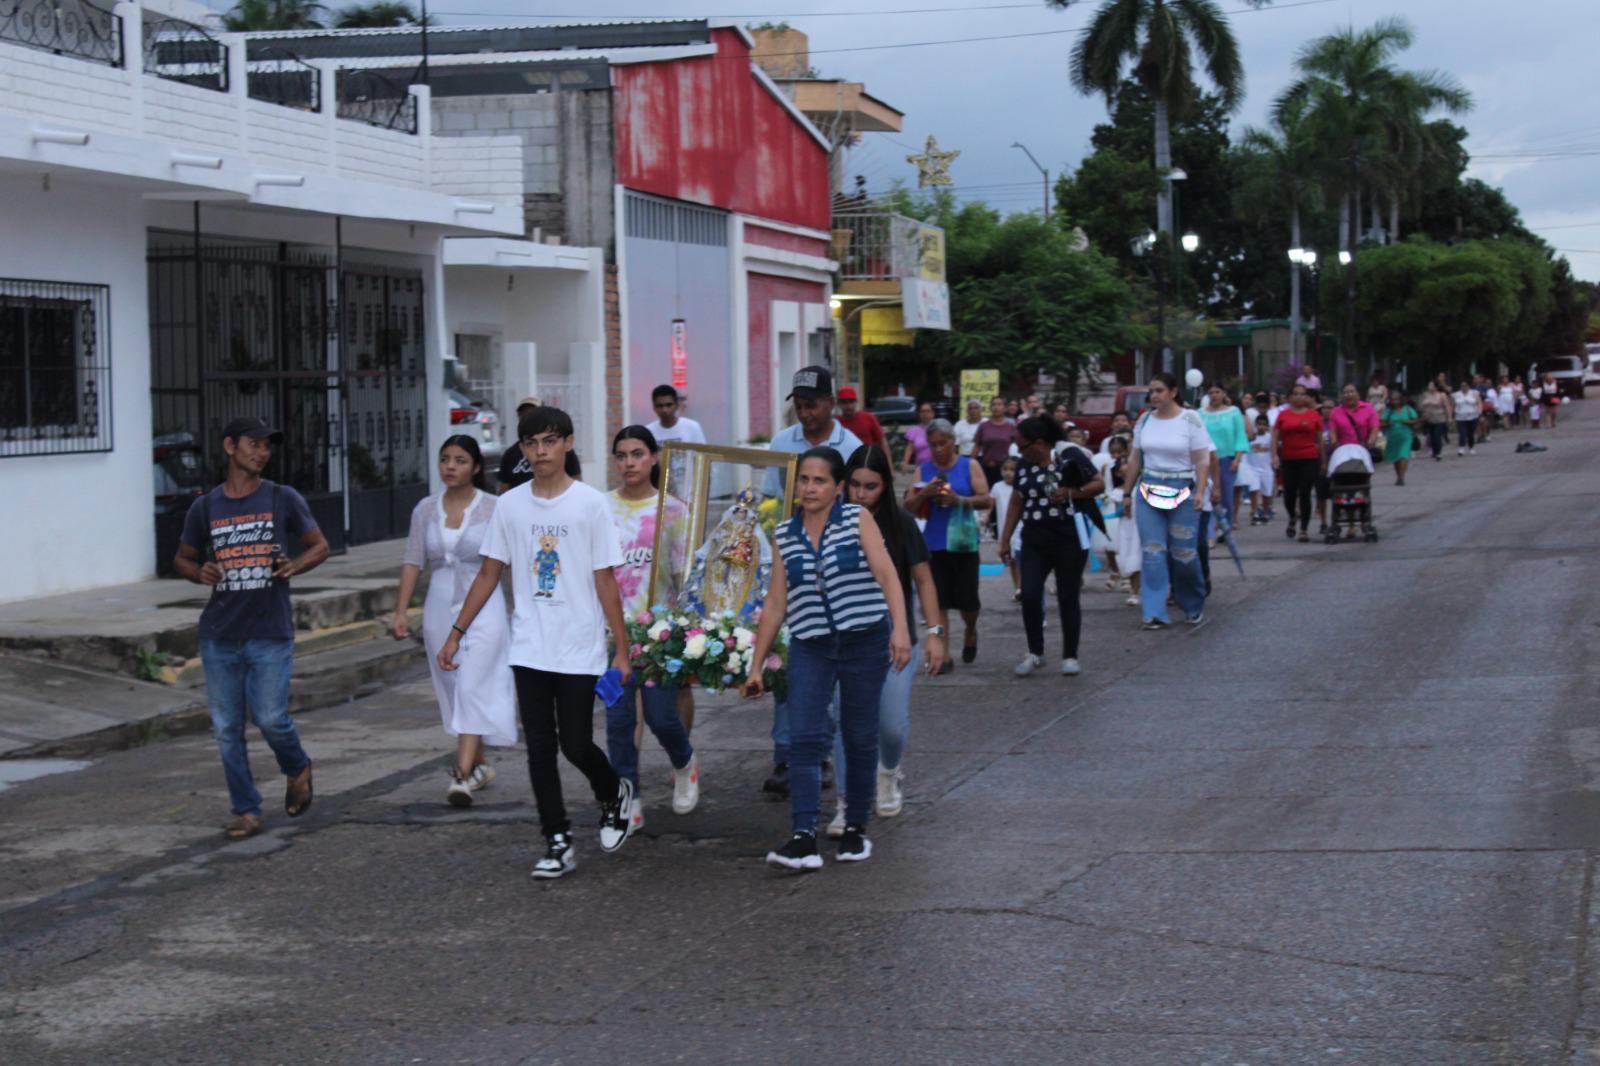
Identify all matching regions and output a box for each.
[3,407,1599,1065]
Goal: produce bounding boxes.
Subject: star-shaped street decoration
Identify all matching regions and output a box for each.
[907,135,959,188]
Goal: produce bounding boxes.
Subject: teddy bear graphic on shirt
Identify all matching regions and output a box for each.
[533,533,562,598]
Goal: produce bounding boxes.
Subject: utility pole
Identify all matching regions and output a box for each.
[1010,142,1050,219]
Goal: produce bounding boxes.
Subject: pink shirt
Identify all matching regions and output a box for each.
[1328,402,1379,446]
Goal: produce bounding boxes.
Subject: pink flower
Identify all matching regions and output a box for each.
[629,644,643,657]
[635,611,653,626]
[687,627,706,638]
[644,679,656,688]
[764,654,782,672]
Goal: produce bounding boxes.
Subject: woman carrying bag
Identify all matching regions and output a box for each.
[904,419,991,670]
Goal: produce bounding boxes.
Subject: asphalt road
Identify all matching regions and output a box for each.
[3,404,1599,1065]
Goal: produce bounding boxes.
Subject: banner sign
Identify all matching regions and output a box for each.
[670,318,688,391]
[960,368,1000,411]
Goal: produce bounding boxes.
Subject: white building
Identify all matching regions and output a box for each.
[0,0,606,601]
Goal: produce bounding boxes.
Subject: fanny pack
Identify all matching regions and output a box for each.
[1138,482,1191,510]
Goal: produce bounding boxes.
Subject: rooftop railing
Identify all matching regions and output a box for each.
[142,12,226,92]
[247,47,321,112]
[1,0,123,67]
[336,67,418,134]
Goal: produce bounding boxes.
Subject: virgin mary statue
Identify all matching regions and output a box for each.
[677,488,772,623]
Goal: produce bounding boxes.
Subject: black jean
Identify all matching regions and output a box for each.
[513,666,619,838]
[1426,422,1447,458]
[1280,458,1319,530]
[1457,418,1477,449]
[1020,525,1087,658]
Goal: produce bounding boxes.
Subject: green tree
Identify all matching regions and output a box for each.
[1051,0,1269,242]
[221,0,327,30]
[334,2,428,27]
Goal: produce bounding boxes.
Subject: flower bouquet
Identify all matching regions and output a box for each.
[622,604,789,700]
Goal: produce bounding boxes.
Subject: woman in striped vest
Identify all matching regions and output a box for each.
[743,447,912,871]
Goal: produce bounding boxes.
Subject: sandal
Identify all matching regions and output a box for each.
[1297,530,1309,543]
[285,760,314,817]
[224,813,263,840]
[962,636,977,664]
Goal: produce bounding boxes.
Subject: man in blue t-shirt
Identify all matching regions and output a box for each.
[175,417,330,840]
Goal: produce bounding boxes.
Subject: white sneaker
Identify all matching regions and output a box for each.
[1014,653,1043,676]
[1457,447,1464,455]
[1124,595,1140,607]
[531,832,575,879]
[876,764,904,817]
[628,796,644,835]
[672,754,700,814]
[826,799,847,838]
[598,778,634,852]
[1468,447,1476,455]
[469,763,495,791]
[446,775,473,808]
[1061,657,1081,676]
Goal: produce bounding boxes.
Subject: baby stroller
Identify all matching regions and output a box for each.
[1325,443,1378,544]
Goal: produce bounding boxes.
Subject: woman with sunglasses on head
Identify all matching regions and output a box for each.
[394,435,518,806]
[998,416,1104,675]
[605,426,699,833]
[1119,373,1212,630]
[743,447,912,871]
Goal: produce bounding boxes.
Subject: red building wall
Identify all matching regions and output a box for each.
[748,272,828,438]
[612,28,831,231]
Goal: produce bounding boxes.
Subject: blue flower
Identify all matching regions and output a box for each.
[666,658,684,675]
[651,603,671,617]
[707,639,725,657]
[722,673,734,685]
[720,609,735,621]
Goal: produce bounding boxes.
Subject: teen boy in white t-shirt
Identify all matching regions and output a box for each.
[440,406,633,879]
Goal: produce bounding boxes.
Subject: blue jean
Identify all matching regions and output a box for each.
[1216,455,1238,526]
[200,639,309,817]
[1134,477,1206,624]
[772,698,790,768]
[788,620,889,833]
[831,640,922,780]
[604,676,693,791]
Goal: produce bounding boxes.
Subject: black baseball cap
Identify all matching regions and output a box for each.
[222,416,283,443]
[786,365,834,401]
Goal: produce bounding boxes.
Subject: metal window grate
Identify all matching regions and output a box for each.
[336,67,419,134]
[142,13,227,93]
[1,0,124,67]
[247,47,321,113]
[624,192,728,247]
[0,278,112,458]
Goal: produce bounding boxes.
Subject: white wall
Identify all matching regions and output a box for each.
[0,176,153,601]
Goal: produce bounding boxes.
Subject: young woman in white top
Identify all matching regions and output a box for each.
[394,435,517,806]
[1451,382,1482,455]
[1119,372,1212,630]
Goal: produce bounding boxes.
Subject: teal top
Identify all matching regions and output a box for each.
[1199,405,1249,458]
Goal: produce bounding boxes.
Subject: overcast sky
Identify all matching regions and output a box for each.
[308,0,1600,281]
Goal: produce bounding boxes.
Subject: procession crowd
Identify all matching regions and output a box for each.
[171,359,1558,877]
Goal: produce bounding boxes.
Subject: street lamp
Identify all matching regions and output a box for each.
[1181,232,1200,253]
[1010,142,1050,218]
[1338,250,1352,265]
[1287,248,1320,365]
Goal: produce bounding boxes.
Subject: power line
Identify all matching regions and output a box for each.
[1530,221,1600,231]
[432,2,1042,18]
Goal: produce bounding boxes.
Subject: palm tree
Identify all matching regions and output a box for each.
[220,0,327,31]
[1279,17,1471,379]
[1236,93,1323,363]
[334,2,428,28]
[1053,0,1270,238]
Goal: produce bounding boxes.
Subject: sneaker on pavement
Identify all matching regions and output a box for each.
[469,763,495,791]
[628,796,644,835]
[598,779,634,852]
[837,825,873,862]
[1061,657,1081,676]
[766,831,823,871]
[446,774,473,808]
[876,765,904,817]
[826,800,847,838]
[672,755,700,814]
[1124,594,1141,607]
[762,763,790,797]
[531,832,575,879]
[1142,619,1169,631]
[1184,613,1205,626]
[1014,653,1043,677]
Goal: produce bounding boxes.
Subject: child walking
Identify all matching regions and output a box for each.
[1247,414,1275,524]
[439,406,634,880]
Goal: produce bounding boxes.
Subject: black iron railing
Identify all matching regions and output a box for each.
[0,278,114,458]
[248,47,320,112]
[143,13,226,93]
[336,68,418,135]
[1,0,124,67]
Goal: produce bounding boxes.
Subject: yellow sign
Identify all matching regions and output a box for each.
[960,369,1000,412]
[917,226,946,282]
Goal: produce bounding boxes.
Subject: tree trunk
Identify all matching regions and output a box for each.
[1389,194,1401,243]
[1154,97,1174,237]
[1343,157,1361,392]
[1339,194,1351,252]
[1288,205,1302,368]
[1369,190,1383,243]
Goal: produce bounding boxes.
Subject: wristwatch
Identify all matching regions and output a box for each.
[927,624,946,636]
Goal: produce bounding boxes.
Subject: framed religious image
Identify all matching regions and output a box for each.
[645,442,799,625]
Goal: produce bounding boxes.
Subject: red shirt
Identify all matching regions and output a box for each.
[837,410,885,449]
[1275,408,1324,461]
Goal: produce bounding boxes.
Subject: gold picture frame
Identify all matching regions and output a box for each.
[645,442,799,614]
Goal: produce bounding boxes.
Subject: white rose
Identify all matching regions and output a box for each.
[683,634,708,660]
[733,627,754,651]
[647,621,672,644]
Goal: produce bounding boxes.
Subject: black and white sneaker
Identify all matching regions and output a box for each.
[766,831,823,871]
[836,825,872,863]
[598,778,634,852]
[531,832,575,879]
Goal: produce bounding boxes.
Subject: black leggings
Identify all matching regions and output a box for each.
[1020,527,1087,658]
[1280,459,1319,530]
[513,666,619,837]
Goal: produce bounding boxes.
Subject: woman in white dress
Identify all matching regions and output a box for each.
[393,435,518,806]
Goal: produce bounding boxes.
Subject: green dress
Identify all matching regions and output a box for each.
[1383,405,1417,461]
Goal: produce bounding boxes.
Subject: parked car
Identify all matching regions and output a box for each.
[447,389,503,465]
[1535,355,1586,400]
[866,395,921,426]
[1070,385,1152,448]
[153,431,209,576]
[1584,343,1600,386]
